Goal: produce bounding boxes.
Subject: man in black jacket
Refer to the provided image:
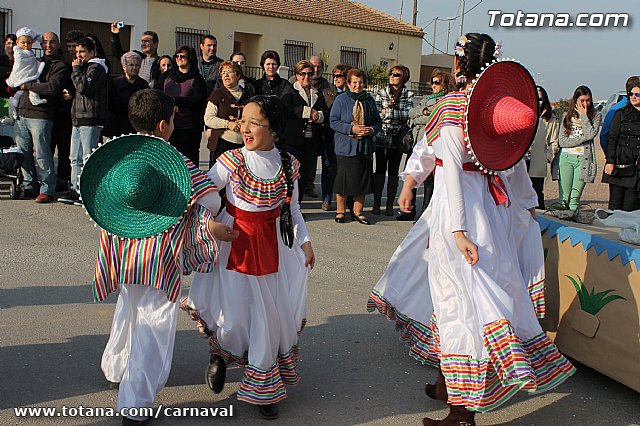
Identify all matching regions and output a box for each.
[110,23,159,86]
[15,31,70,203]
[59,38,108,205]
[198,34,223,97]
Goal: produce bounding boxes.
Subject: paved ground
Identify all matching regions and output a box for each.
[0,147,638,426]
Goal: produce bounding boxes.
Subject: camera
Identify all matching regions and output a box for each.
[116,21,125,29]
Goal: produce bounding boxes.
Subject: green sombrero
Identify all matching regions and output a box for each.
[79,134,191,239]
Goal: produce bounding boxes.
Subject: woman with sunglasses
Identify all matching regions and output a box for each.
[602,78,640,211]
[557,85,601,213]
[281,60,328,201]
[406,69,453,219]
[527,86,559,209]
[155,46,207,166]
[320,64,353,211]
[372,65,414,217]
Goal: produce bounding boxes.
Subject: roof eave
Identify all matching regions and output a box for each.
[156,0,425,38]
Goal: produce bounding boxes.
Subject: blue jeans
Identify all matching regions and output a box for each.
[14,117,56,195]
[70,126,102,190]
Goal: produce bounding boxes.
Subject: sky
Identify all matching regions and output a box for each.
[359,0,635,101]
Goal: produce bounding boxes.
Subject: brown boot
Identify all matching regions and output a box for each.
[425,369,448,402]
[423,404,476,426]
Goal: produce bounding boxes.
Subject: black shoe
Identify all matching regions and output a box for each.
[354,214,371,225]
[205,355,226,393]
[23,188,38,199]
[258,403,279,420]
[58,190,81,205]
[396,210,416,221]
[334,212,346,223]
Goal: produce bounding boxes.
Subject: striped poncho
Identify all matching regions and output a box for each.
[423,91,467,146]
[92,158,218,303]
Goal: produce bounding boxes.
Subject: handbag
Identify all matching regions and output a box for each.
[397,125,414,154]
[612,164,637,178]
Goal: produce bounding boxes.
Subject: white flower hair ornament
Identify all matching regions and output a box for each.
[494,41,503,59]
[454,44,465,57]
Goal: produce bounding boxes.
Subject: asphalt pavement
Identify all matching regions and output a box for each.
[0,162,639,426]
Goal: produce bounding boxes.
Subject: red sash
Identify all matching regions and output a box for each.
[225,203,280,276]
[435,157,510,207]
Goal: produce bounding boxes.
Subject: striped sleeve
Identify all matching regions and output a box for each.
[423,92,467,146]
[288,153,301,181]
[181,204,218,275]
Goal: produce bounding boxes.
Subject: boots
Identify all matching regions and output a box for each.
[385,175,399,216]
[422,404,476,426]
[425,368,448,402]
[372,174,385,215]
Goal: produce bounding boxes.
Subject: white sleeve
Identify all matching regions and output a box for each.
[290,179,311,245]
[440,126,467,232]
[195,191,221,214]
[399,133,436,185]
[204,101,229,129]
[207,160,231,190]
[507,159,539,210]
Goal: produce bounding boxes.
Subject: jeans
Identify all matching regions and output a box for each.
[608,184,640,211]
[70,126,102,190]
[558,151,586,211]
[14,117,56,195]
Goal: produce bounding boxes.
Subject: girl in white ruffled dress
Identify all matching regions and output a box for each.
[183,95,315,420]
[368,33,575,426]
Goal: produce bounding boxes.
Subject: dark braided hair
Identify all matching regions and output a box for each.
[454,33,496,90]
[248,95,295,248]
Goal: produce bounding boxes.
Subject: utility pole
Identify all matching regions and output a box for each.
[412,0,418,26]
[459,0,465,37]
[446,19,452,53]
[399,0,404,20]
[432,16,437,54]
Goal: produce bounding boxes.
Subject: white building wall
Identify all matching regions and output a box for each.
[2,0,147,41]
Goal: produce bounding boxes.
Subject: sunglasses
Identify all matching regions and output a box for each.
[431,80,442,85]
[630,92,640,98]
[333,73,345,78]
[174,53,187,59]
[389,72,402,77]
[297,71,314,76]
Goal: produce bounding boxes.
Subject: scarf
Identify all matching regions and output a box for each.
[388,84,405,109]
[347,89,376,160]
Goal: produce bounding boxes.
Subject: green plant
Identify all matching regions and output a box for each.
[566,274,626,315]
[368,64,389,80]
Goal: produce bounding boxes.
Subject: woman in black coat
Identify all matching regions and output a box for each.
[104,51,149,138]
[281,60,328,201]
[603,81,640,211]
[255,50,292,99]
[155,46,206,166]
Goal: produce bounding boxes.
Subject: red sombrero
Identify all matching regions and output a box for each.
[465,59,539,172]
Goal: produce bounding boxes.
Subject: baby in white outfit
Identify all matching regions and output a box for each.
[5,27,46,118]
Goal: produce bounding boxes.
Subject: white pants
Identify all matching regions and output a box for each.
[101,285,178,420]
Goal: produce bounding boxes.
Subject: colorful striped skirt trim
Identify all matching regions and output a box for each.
[367,289,440,367]
[442,319,576,412]
[528,278,546,319]
[180,298,304,404]
[367,291,575,412]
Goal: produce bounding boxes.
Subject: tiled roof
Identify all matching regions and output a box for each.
[159,0,424,37]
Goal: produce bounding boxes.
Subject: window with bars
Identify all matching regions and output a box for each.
[283,39,313,69]
[340,46,367,71]
[175,26,209,58]
[0,8,11,48]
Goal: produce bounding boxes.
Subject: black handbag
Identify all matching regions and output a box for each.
[612,164,637,178]
[397,125,414,154]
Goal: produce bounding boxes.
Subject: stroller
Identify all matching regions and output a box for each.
[0,126,24,199]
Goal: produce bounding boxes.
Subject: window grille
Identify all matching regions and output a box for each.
[283,39,313,69]
[340,46,367,70]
